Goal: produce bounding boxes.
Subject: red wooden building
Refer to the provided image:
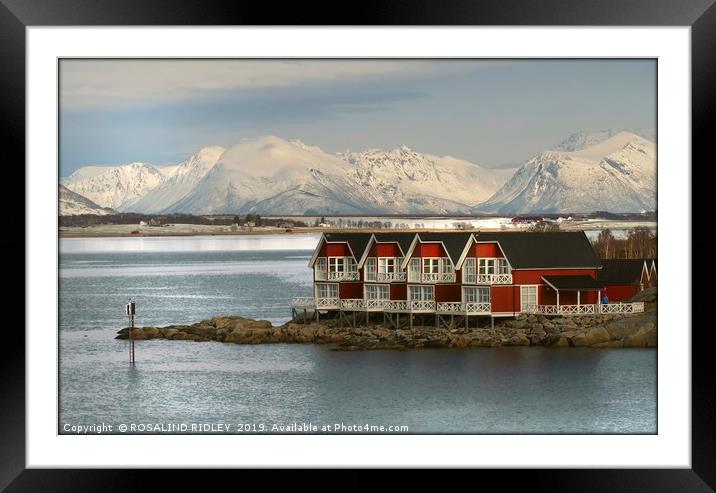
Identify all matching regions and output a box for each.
[294,231,645,324]
[597,259,651,301]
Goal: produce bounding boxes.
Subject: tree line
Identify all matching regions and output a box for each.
[591,227,657,259]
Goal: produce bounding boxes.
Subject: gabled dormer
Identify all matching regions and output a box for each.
[357,232,414,282]
[455,233,512,285]
[400,233,471,283]
[308,233,370,282]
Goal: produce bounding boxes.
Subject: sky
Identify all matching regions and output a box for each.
[59,59,656,176]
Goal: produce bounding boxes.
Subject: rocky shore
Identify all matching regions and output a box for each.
[116,292,656,351]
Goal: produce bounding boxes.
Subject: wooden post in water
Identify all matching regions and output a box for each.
[125,299,136,365]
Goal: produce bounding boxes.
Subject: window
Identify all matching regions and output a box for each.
[316,283,338,299]
[478,258,508,275]
[441,257,454,274]
[328,257,344,273]
[315,257,327,272]
[408,258,420,281]
[423,258,440,274]
[478,258,495,275]
[365,284,389,300]
[409,285,434,301]
[464,258,476,282]
[520,285,538,312]
[464,287,490,303]
[328,257,356,273]
[365,257,377,281]
[378,257,398,273]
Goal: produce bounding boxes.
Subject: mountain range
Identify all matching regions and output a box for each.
[60,130,656,216]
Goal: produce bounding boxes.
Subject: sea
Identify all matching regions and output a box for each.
[58,234,656,434]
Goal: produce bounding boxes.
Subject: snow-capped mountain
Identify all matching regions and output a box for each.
[145,136,510,215]
[553,128,655,152]
[340,146,512,212]
[58,184,115,216]
[63,162,166,210]
[477,131,656,213]
[167,136,377,214]
[125,146,225,213]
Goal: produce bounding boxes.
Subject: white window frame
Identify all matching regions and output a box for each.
[365,257,377,281]
[464,257,476,283]
[478,258,508,275]
[365,284,390,300]
[520,285,538,312]
[464,286,490,303]
[378,257,398,274]
[408,285,435,301]
[315,257,327,272]
[328,256,356,273]
[316,283,338,299]
[422,258,440,274]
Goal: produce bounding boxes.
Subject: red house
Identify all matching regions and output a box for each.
[293,231,645,325]
[597,259,650,301]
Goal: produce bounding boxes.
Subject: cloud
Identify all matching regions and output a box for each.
[60,59,462,109]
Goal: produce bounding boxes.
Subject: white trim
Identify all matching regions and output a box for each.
[356,233,378,269]
[307,233,327,268]
[400,234,422,270]
[519,285,539,313]
[454,233,477,270]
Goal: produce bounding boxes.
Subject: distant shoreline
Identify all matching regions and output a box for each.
[58,220,657,239]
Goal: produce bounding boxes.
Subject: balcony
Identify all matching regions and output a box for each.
[436,302,491,315]
[384,300,436,312]
[291,296,316,308]
[408,272,456,283]
[375,272,407,282]
[524,302,644,316]
[480,273,512,284]
[315,297,340,309]
[328,271,360,281]
[340,298,365,311]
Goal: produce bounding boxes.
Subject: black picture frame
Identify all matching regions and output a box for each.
[3,0,709,490]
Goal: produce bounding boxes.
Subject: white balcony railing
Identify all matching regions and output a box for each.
[524,302,645,316]
[340,299,365,311]
[365,299,388,311]
[375,272,407,282]
[410,272,456,283]
[437,302,492,314]
[436,302,463,313]
[315,297,340,309]
[600,302,645,314]
[476,273,513,285]
[385,300,408,312]
[410,300,436,312]
[327,271,360,281]
[464,302,492,314]
[291,297,316,308]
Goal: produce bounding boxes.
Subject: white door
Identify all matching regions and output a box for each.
[520,286,537,312]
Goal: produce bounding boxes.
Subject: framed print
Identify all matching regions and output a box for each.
[4,0,712,490]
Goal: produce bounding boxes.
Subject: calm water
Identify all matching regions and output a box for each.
[59,234,656,434]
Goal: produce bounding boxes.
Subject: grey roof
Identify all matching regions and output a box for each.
[597,259,647,284]
[322,232,373,260]
[474,232,601,269]
[416,232,474,264]
[373,232,416,256]
[543,275,604,291]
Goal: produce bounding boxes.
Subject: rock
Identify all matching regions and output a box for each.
[552,337,570,347]
[584,327,611,346]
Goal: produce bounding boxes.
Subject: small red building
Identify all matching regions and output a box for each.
[597,259,651,301]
